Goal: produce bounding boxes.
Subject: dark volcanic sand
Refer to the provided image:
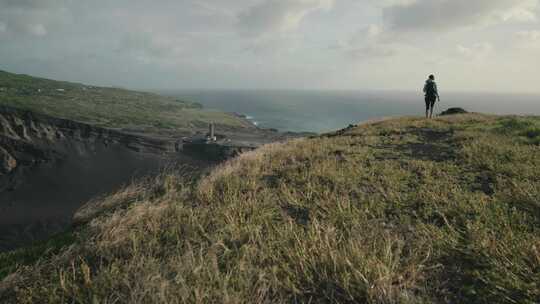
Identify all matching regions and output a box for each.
[0,143,170,250]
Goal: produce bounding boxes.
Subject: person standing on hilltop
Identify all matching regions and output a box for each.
[423,74,440,118]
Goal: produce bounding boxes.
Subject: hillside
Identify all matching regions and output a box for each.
[1,113,539,303]
[0,70,252,134]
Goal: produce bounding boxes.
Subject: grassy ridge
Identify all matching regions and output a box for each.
[0,70,251,133]
[1,114,539,303]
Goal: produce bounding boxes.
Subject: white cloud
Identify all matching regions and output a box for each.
[516,30,540,49]
[361,24,383,41]
[348,44,396,59]
[237,0,334,36]
[499,0,539,22]
[383,0,539,31]
[455,43,494,60]
[335,24,398,59]
[345,24,383,49]
[517,30,540,40]
[0,0,66,10]
[27,23,47,36]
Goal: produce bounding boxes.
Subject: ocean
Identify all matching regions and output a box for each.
[162,90,540,133]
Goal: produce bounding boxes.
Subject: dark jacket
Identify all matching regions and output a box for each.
[423,79,439,98]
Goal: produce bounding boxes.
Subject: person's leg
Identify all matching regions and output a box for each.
[425,98,430,118]
[429,100,435,118]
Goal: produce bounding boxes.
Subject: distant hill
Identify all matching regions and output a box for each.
[2,113,539,303]
[0,70,252,135]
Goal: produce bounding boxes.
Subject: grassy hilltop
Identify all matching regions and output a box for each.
[0,70,251,134]
[1,113,540,303]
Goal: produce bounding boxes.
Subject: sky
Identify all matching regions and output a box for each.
[0,0,539,92]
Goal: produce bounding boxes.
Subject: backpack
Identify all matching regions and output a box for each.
[425,81,436,97]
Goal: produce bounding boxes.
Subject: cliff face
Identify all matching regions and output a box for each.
[0,107,174,249]
[0,106,170,192]
[0,106,170,153]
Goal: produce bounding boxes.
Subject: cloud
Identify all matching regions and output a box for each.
[517,30,540,40]
[0,20,54,38]
[348,44,396,59]
[516,30,540,49]
[500,1,539,22]
[350,24,384,43]
[117,32,174,57]
[383,0,539,31]
[27,23,47,36]
[237,0,334,36]
[0,0,65,9]
[0,0,69,38]
[334,24,397,59]
[455,42,494,60]
[0,0,539,92]
[0,20,51,38]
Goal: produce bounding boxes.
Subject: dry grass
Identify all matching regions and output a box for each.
[1,114,539,303]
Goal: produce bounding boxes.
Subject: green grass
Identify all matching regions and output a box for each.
[1,114,539,303]
[0,70,252,134]
[495,117,540,145]
[0,232,76,280]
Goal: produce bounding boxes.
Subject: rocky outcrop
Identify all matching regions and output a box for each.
[0,146,16,174]
[440,107,468,116]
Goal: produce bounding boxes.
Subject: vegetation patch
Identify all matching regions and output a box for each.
[521,127,540,144]
[1,114,539,303]
[0,232,76,280]
[0,70,253,134]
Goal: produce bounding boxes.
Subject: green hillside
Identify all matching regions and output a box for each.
[0,70,252,134]
[1,114,539,303]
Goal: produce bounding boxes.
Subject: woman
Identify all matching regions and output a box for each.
[423,74,440,118]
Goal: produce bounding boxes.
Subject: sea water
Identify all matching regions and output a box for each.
[164,90,540,133]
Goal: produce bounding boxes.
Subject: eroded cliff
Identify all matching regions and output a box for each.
[0,106,172,249]
[0,106,170,191]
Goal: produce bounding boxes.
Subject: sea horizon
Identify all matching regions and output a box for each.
[159,89,540,133]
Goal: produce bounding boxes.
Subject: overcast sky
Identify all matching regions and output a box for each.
[1,0,539,92]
